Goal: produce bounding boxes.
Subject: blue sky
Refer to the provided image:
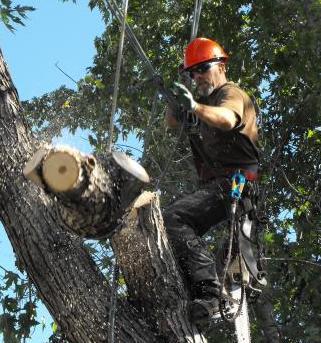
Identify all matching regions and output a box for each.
[0,1,105,341]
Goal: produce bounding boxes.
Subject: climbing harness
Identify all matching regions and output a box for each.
[214,171,267,343]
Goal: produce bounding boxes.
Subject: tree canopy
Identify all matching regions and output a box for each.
[1,0,321,342]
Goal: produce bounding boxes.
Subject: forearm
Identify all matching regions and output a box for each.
[194,103,238,130]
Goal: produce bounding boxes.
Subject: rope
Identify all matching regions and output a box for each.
[219,202,245,323]
[156,0,204,187]
[103,0,155,76]
[103,0,178,108]
[108,260,120,343]
[107,0,129,152]
[190,0,203,41]
[105,1,128,340]
[219,201,237,321]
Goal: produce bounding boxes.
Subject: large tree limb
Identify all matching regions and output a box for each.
[0,48,155,342]
[1,48,205,342]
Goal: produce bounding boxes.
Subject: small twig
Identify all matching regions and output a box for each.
[280,167,300,194]
[55,62,78,85]
[0,264,10,273]
[115,143,144,155]
[262,257,321,268]
[173,152,192,163]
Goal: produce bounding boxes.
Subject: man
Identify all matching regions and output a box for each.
[163,37,259,324]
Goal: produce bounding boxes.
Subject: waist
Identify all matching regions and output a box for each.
[199,166,258,182]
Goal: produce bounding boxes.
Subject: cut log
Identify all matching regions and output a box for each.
[42,149,82,192]
[22,146,49,188]
[23,145,148,238]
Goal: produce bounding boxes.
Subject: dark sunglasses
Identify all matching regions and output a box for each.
[188,61,220,79]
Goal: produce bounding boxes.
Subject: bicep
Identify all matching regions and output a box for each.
[217,87,244,126]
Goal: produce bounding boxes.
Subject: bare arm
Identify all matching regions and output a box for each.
[194,103,238,130]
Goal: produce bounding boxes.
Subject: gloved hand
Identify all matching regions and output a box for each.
[172,82,197,113]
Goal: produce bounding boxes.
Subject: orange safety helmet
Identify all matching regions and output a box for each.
[184,37,228,70]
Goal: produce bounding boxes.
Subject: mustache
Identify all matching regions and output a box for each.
[196,83,215,97]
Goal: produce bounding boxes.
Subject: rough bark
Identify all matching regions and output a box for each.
[23,144,143,239]
[254,289,281,342]
[0,49,153,343]
[0,48,205,342]
[113,192,206,342]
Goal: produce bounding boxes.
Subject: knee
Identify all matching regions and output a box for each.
[163,208,181,228]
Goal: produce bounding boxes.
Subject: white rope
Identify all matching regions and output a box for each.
[107,0,129,152]
[190,0,203,41]
[108,260,119,343]
[104,0,156,76]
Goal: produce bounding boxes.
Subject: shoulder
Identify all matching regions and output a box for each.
[218,82,247,98]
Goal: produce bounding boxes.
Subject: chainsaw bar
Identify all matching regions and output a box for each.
[231,286,251,343]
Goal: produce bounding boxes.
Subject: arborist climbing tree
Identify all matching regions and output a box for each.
[164,37,261,326]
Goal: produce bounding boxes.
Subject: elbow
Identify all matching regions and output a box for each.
[222,112,240,131]
[220,120,235,131]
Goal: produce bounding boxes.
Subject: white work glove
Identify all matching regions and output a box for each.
[172,82,197,113]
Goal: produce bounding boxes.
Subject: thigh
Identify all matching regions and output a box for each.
[164,180,230,236]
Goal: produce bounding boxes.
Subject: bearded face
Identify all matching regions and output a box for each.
[193,63,226,97]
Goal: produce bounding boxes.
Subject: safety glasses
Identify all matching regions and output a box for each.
[188,61,220,79]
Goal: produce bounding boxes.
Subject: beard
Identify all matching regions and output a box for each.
[196,81,215,97]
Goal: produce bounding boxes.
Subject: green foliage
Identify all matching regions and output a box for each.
[0,0,34,31]
[0,267,42,342]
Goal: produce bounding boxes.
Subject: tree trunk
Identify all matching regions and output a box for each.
[113,192,206,342]
[0,49,205,342]
[254,289,281,342]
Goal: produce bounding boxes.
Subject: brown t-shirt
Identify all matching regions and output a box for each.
[196,82,259,170]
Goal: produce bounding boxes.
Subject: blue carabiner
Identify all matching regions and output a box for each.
[230,171,246,200]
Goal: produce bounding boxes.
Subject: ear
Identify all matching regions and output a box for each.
[219,63,226,73]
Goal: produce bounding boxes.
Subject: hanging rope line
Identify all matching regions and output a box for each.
[103,0,155,75]
[102,0,177,107]
[190,0,203,41]
[108,259,120,343]
[156,0,204,189]
[105,1,128,342]
[107,0,129,152]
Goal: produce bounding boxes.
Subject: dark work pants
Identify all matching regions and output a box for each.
[163,177,231,292]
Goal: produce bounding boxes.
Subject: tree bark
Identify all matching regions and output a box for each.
[254,289,281,343]
[113,192,206,342]
[0,48,205,342]
[0,48,156,343]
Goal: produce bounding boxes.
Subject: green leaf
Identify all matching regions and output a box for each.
[52,321,58,334]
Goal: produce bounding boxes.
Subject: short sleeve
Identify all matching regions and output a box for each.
[216,85,245,128]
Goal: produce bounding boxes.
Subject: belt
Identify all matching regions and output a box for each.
[199,167,258,182]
